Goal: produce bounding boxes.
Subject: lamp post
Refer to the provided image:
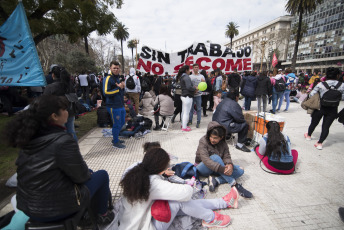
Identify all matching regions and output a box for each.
[133,39,140,68]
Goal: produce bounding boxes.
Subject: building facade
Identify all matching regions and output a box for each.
[226,16,293,72]
[282,0,344,73]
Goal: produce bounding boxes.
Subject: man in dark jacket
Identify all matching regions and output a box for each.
[255,71,272,113]
[227,68,241,92]
[212,90,250,152]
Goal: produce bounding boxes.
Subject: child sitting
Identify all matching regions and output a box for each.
[290,88,308,103]
[139,91,155,116]
[213,91,222,111]
[256,121,298,173]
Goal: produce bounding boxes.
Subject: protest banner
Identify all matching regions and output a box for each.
[137,42,252,75]
[0,2,46,86]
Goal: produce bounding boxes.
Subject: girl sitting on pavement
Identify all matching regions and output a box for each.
[213,91,222,111]
[256,121,298,173]
[195,121,253,198]
[118,147,239,229]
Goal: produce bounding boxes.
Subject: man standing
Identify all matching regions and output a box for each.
[188,64,205,128]
[103,61,126,149]
[78,71,90,104]
[125,67,141,115]
[227,68,241,92]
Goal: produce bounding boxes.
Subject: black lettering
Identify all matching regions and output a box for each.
[178,49,188,63]
[186,45,194,58]
[152,50,156,61]
[244,46,252,57]
[140,46,151,59]
[157,51,170,64]
[236,48,244,58]
[221,47,233,57]
[193,43,208,56]
[209,43,222,57]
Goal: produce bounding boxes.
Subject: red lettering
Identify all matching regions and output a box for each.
[195,57,211,70]
[212,58,225,70]
[185,56,194,67]
[225,59,242,72]
[152,63,164,75]
[173,63,184,73]
[137,59,151,72]
[243,58,252,71]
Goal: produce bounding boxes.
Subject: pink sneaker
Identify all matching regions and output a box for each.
[181,127,191,132]
[202,211,231,228]
[304,133,311,141]
[314,142,322,150]
[222,186,239,208]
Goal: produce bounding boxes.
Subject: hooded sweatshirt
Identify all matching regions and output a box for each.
[139,91,155,116]
[125,67,141,93]
[195,121,233,174]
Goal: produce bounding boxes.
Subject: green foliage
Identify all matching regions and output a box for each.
[127,39,136,68]
[113,22,129,72]
[55,50,96,73]
[225,22,239,48]
[0,0,122,45]
[291,22,308,41]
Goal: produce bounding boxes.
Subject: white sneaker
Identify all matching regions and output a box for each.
[304,133,311,141]
[314,142,322,150]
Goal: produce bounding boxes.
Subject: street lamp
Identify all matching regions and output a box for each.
[133,39,140,68]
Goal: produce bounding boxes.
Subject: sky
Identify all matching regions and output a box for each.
[92,0,289,57]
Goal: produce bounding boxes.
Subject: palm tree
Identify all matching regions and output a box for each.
[225,22,239,49]
[113,22,129,73]
[286,0,323,71]
[291,22,308,41]
[127,39,136,68]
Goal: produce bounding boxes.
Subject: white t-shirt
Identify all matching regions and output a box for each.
[190,73,205,97]
[78,74,88,86]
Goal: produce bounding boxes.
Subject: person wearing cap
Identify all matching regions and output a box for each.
[45,64,58,85]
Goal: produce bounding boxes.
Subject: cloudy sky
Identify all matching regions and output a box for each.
[93,0,289,57]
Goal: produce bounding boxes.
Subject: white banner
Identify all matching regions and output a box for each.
[137,42,252,75]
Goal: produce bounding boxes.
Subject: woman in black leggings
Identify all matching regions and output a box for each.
[305,67,344,150]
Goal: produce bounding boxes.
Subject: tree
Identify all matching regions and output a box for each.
[55,50,97,73]
[225,22,239,49]
[0,0,122,48]
[127,40,136,68]
[113,22,129,73]
[291,22,308,41]
[286,0,323,71]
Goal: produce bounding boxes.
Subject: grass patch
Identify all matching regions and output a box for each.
[75,110,98,139]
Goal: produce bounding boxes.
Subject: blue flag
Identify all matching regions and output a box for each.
[0,2,46,86]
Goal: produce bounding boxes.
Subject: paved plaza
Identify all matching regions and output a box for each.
[1,100,344,229]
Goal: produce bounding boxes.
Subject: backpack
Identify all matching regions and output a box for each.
[320,81,342,107]
[126,75,136,90]
[274,77,286,92]
[172,162,198,179]
[141,79,150,92]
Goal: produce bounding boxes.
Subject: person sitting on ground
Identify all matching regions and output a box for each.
[91,88,102,107]
[195,121,253,198]
[256,121,298,173]
[139,91,155,117]
[3,95,114,225]
[213,91,222,111]
[212,90,251,152]
[124,94,136,119]
[153,84,174,130]
[118,147,240,229]
[290,88,308,104]
[97,101,112,127]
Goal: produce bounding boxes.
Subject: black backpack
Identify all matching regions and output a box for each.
[320,81,342,107]
[274,77,286,92]
[126,75,136,90]
[172,162,198,179]
[141,79,150,92]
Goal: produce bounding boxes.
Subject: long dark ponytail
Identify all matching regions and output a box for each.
[265,121,287,160]
[120,148,170,204]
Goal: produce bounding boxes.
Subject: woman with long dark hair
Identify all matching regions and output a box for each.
[171,68,183,123]
[44,66,78,141]
[180,65,195,131]
[257,121,298,172]
[119,147,239,229]
[3,95,113,225]
[153,84,174,130]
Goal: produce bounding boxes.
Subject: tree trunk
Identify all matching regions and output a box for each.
[121,40,124,73]
[84,36,89,55]
[34,32,52,46]
[230,37,233,49]
[291,6,303,72]
[131,48,134,68]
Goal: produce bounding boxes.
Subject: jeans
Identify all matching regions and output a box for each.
[181,96,193,129]
[84,170,110,214]
[257,95,267,114]
[196,155,244,186]
[244,97,252,110]
[65,116,78,141]
[189,96,202,123]
[278,90,291,111]
[272,88,284,113]
[107,107,126,144]
[153,198,227,230]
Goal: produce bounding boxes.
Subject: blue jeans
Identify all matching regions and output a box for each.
[272,88,284,113]
[278,90,291,111]
[107,107,126,144]
[196,155,244,186]
[244,97,252,110]
[65,116,78,142]
[189,96,202,123]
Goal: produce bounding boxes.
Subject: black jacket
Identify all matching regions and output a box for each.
[228,73,241,90]
[16,125,90,218]
[255,75,272,96]
[97,106,111,125]
[212,97,247,133]
[241,75,257,98]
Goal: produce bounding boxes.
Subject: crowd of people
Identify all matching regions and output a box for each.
[1,61,344,229]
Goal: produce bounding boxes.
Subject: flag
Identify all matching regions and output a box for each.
[0,2,46,86]
[272,53,278,67]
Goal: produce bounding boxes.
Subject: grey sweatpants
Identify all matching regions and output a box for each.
[257,95,268,113]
